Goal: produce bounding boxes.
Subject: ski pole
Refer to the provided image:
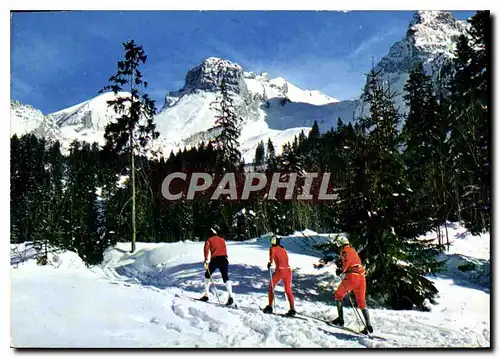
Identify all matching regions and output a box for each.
[348,292,365,329]
[207,266,221,304]
[353,298,366,327]
[350,294,365,327]
[269,267,276,311]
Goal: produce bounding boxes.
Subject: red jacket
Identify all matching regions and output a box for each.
[340,245,365,275]
[204,236,228,260]
[269,245,290,269]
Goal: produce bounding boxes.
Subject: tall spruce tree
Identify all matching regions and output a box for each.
[210,72,242,172]
[401,62,445,240]
[100,40,159,253]
[254,140,265,171]
[266,138,277,170]
[447,11,490,233]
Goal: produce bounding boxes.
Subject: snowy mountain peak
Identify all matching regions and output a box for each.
[378,10,466,77]
[183,57,246,94]
[11,100,60,139]
[49,91,131,133]
[370,10,468,115]
[407,10,466,56]
[268,77,339,105]
[410,10,458,28]
[270,76,287,87]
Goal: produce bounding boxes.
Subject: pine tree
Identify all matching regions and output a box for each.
[309,120,320,140]
[100,39,159,253]
[302,121,322,171]
[401,62,444,241]
[266,138,277,170]
[447,11,490,233]
[254,140,265,171]
[210,72,242,172]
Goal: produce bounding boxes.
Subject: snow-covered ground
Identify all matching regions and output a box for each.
[10,224,490,348]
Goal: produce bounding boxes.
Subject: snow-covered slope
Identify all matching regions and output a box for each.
[10,101,61,140]
[50,91,127,127]
[10,224,490,348]
[264,76,339,106]
[49,91,132,147]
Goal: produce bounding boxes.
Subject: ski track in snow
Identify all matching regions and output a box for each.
[10,226,490,348]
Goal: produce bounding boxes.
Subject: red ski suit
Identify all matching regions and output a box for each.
[204,236,228,260]
[334,245,367,309]
[268,245,295,309]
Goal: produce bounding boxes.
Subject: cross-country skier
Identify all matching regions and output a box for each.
[262,232,296,316]
[200,227,234,306]
[323,236,374,334]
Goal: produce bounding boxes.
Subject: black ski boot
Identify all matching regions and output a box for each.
[226,296,234,306]
[262,305,273,314]
[199,295,209,302]
[331,300,344,326]
[286,308,296,317]
[361,325,374,335]
[360,308,373,334]
[331,317,344,326]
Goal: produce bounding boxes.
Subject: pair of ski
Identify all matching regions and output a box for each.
[185,295,385,341]
[258,307,308,321]
[183,295,303,318]
[183,295,253,313]
[296,312,387,341]
[262,308,386,341]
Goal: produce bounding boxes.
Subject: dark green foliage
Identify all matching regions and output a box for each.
[231,208,257,241]
[402,62,450,244]
[100,40,159,153]
[458,261,476,272]
[266,138,277,170]
[254,140,265,171]
[446,11,490,234]
[10,135,115,266]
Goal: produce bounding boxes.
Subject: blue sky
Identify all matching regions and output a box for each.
[11,10,476,114]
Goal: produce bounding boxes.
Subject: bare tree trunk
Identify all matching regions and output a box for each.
[436,225,442,246]
[444,220,450,250]
[454,178,462,223]
[130,130,136,253]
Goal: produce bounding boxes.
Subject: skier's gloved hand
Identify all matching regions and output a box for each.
[267,262,271,270]
[204,260,209,269]
[313,261,325,269]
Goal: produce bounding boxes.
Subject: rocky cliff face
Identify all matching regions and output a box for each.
[371,10,467,112]
[183,57,247,94]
